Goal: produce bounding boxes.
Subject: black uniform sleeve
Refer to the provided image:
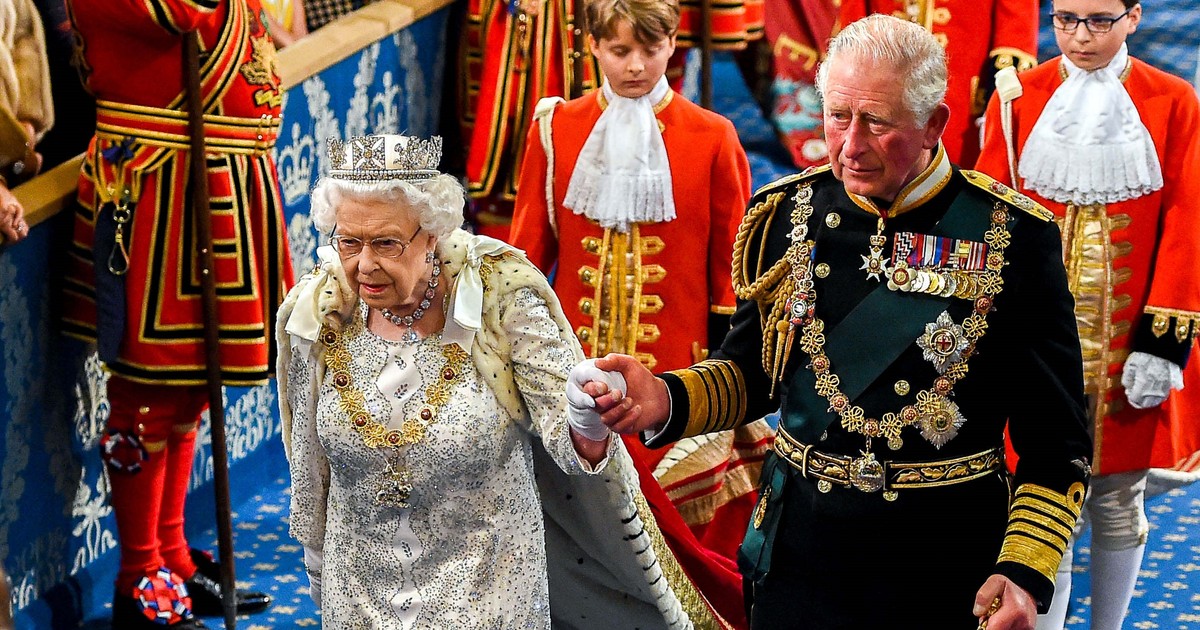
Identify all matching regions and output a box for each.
[994,215,1092,612]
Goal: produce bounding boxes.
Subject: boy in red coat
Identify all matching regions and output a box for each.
[977,1,1200,627]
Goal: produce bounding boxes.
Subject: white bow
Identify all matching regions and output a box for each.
[443,234,525,350]
[285,245,355,341]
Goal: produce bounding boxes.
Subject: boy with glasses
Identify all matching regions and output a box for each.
[977,1,1200,628]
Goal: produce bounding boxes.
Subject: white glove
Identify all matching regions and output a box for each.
[1121,351,1184,410]
[304,546,324,608]
[565,358,627,441]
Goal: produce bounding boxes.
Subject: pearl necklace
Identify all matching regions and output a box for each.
[380,256,441,344]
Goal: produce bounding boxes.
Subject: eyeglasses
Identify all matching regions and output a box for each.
[330,225,422,259]
[1050,9,1131,34]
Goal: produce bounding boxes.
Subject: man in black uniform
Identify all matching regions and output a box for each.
[576,13,1092,630]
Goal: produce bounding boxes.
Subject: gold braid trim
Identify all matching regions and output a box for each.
[732,192,789,301]
[668,359,747,439]
[998,482,1085,581]
[1145,306,1200,343]
[732,191,796,383]
[632,492,734,630]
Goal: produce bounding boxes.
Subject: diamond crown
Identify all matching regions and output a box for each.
[327,134,443,181]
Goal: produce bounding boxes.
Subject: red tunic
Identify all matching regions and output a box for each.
[511,90,756,628]
[977,57,1200,475]
[511,91,749,373]
[63,0,293,386]
[460,1,598,208]
[839,0,1038,167]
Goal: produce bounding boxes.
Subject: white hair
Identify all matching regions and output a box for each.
[816,14,948,125]
[309,174,465,240]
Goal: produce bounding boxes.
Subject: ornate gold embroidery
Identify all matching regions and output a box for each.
[998,482,1085,580]
[321,323,469,450]
[239,16,282,107]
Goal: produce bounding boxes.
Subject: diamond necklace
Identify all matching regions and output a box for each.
[380,256,442,344]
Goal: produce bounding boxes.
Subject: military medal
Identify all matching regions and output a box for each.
[860,217,890,281]
[917,396,967,449]
[917,311,969,374]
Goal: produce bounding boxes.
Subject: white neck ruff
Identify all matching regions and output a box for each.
[1018,44,1162,205]
[563,77,675,233]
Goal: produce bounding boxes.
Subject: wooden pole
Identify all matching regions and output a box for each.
[571,0,587,99]
[182,30,239,630]
[700,0,714,109]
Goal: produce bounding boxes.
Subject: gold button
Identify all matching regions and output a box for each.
[139,406,151,415]
[137,423,146,434]
[815,263,830,278]
[579,268,594,284]
[894,380,911,396]
[825,213,841,228]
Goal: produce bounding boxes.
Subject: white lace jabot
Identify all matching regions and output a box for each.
[563,76,675,233]
[1018,44,1162,205]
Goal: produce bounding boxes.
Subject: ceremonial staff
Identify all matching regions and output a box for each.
[571,0,587,99]
[699,0,713,109]
[183,29,240,630]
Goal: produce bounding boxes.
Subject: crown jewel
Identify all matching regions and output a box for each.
[327,135,443,181]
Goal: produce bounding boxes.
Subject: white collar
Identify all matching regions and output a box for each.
[1018,45,1162,205]
[847,144,953,217]
[562,77,676,233]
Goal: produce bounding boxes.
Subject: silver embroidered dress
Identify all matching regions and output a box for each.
[287,288,601,629]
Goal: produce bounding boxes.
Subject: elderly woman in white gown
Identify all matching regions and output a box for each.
[277,135,702,629]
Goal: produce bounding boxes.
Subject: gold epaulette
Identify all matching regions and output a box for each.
[989,47,1038,73]
[961,170,1054,222]
[997,482,1086,581]
[752,163,832,198]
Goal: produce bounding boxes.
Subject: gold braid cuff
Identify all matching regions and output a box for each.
[1145,306,1200,343]
[998,482,1085,581]
[667,359,747,439]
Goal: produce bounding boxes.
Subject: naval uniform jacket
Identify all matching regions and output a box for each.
[647,149,1092,624]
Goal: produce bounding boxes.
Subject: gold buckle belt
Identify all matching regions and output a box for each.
[772,427,1004,499]
[95,101,281,155]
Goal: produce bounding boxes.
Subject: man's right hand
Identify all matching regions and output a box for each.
[592,353,672,435]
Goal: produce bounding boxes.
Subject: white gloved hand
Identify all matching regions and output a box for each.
[304,546,324,608]
[566,358,627,441]
[1121,351,1184,410]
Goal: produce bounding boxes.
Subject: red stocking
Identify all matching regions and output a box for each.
[105,377,207,589]
[158,414,203,579]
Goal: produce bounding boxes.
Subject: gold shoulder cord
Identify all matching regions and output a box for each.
[731,191,795,388]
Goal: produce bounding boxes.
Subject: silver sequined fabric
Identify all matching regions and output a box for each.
[287,289,604,629]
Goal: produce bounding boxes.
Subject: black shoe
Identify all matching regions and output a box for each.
[112,593,208,629]
[186,548,273,616]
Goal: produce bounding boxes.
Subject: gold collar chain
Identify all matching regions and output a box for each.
[783,183,1012,460]
[320,321,469,449]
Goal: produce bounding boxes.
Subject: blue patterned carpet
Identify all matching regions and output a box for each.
[90,469,1200,629]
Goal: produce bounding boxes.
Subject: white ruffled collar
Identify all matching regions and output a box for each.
[1017,44,1162,205]
[562,77,676,233]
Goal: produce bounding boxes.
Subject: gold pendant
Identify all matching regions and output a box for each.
[849,451,885,493]
[375,453,414,508]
